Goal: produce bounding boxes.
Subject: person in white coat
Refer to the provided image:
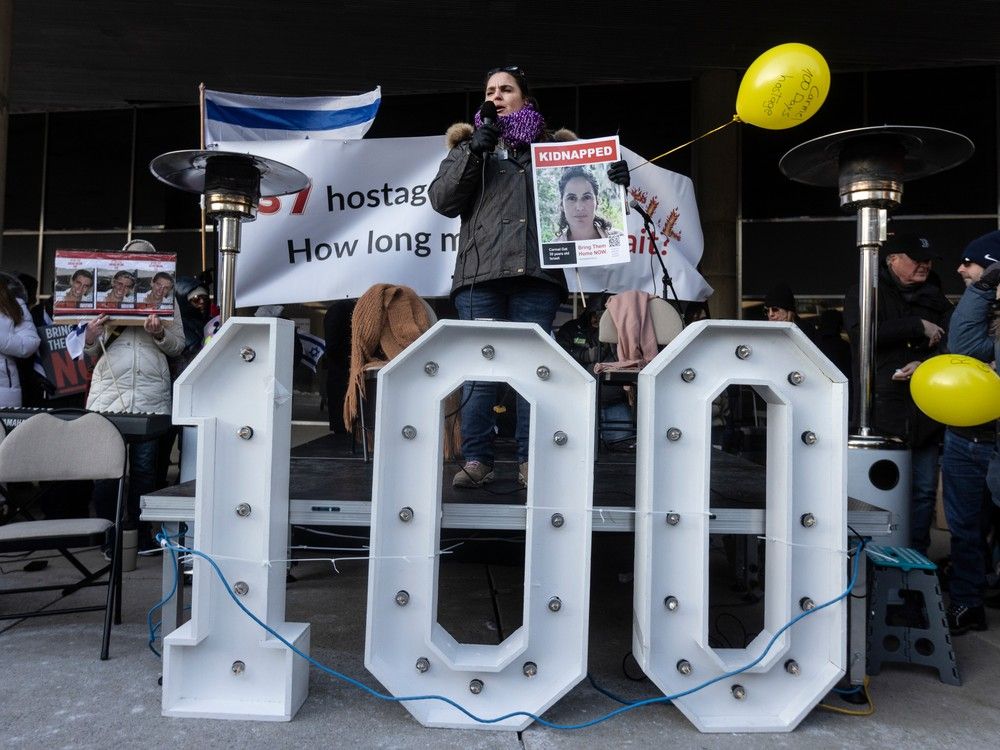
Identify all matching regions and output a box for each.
[82,242,184,540]
[0,279,41,407]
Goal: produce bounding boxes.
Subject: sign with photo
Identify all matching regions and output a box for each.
[531,136,630,269]
[53,249,177,323]
[35,324,96,397]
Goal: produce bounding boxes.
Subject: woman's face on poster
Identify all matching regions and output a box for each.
[562,176,596,234]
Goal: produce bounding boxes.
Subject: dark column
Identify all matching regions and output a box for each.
[691,70,740,319]
[0,0,11,258]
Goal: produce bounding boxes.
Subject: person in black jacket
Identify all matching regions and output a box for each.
[844,233,952,555]
[429,65,629,490]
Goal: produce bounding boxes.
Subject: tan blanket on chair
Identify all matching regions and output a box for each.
[594,290,657,372]
[343,284,431,430]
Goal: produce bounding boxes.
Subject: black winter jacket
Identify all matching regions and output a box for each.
[844,264,952,446]
[428,123,572,299]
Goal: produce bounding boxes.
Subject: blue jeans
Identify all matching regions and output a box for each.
[941,430,993,606]
[94,438,159,529]
[453,281,562,464]
[909,441,941,555]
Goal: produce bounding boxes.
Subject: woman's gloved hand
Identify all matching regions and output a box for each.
[607,159,630,188]
[469,124,501,157]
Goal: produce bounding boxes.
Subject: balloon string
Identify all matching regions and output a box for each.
[629,115,740,172]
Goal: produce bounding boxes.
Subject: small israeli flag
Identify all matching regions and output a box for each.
[296,331,326,373]
[64,322,89,360]
[204,87,381,143]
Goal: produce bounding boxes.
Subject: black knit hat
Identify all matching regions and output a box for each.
[764,282,796,311]
[961,230,1000,268]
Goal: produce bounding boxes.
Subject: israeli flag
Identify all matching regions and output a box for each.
[65,322,89,360]
[204,87,381,143]
[296,331,326,373]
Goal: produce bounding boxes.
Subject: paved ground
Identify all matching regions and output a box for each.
[3,526,1000,749]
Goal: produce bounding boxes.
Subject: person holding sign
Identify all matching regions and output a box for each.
[82,240,183,546]
[552,166,613,242]
[429,65,630,490]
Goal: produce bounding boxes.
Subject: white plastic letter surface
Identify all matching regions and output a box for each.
[162,318,309,721]
[365,321,595,730]
[633,321,847,732]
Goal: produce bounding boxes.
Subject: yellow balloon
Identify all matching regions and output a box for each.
[910,354,1000,427]
[735,43,831,130]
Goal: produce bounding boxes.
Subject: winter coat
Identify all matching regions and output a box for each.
[428,122,574,299]
[844,264,952,446]
[84,303,184,414]
[0,299,41,407]
[949,284,997,363]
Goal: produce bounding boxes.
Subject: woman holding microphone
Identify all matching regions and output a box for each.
[430,65,629,489]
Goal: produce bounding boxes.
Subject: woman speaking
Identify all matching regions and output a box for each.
[430,66,629,490]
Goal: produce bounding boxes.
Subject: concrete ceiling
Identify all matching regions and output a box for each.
[8,1,1000,113]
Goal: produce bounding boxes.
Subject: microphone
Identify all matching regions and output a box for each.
[478,101,498,128]
[629,199,654,225]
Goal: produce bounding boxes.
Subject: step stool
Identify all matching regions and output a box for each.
[866,545,960,685]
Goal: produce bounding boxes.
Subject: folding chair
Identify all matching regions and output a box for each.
[595,295,684,448]
[0,412,127,660]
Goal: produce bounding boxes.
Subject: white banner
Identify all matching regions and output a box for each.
[223,139,711,306]
[570,146,712,302]
[221,137,459,305]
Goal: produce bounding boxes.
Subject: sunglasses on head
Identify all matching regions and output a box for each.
[488,65,526,78]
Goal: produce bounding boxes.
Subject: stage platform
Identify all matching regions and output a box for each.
[142,432,891,536]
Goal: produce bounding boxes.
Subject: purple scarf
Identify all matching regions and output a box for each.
[473,102,546,149]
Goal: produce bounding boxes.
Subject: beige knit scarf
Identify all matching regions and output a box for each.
[342,284,431,430]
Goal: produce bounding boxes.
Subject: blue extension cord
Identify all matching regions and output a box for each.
[148,531,865,730]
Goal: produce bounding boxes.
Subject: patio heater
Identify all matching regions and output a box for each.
[780,126,973,544]
[149,150,309,323]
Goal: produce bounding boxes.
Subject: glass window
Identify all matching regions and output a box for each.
[3,113,45,230]
[1,234,43,283]
[367,92,470,138]
[741,73,865,219]
[867,67,997,216]
[579,82,692,175]
[741,216,998,299]
[45,111,133,230]
[133,106,203,230]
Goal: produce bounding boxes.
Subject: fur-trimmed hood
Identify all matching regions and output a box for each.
[445,122,577,150]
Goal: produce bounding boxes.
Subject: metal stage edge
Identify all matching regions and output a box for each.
[141,495,890,536]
